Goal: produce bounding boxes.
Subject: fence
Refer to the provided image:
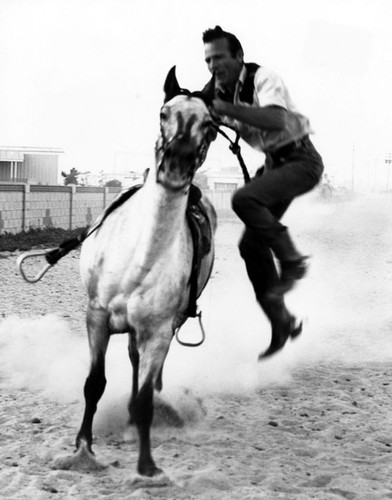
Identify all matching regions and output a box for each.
[0,183,235,235]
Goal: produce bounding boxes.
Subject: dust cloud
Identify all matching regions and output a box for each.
[1,192,391,432]
[0,314,88,402]
[166,192,392,397]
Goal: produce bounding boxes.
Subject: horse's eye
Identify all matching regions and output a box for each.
[160,111,168,121]
[204,121,217,141]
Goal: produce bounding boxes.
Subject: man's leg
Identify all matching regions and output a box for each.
[238,228,302,359]
[232,157,318,294]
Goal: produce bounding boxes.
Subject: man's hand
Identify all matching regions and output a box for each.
[211,97,230,115]
[211,99,287,131]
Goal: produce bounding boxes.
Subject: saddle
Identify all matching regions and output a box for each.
[45,183,213,318]
[186,184,213,317]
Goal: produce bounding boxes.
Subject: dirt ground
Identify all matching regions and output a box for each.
[1,191,392,499]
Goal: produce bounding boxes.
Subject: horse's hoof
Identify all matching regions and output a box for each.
[53,443,107,471]
[138,463,164,477]
[128,471,172,489]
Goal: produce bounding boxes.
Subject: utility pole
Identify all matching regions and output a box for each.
[351,142,355,191]
[385,152,392,191]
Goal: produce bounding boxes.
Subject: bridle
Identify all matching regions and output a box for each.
[156,99,251,187]
[155,107,216,189]
[161,66,251,185]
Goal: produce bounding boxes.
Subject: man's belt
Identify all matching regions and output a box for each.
[268,135,310,160]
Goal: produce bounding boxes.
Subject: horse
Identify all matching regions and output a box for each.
[55,67,218,479]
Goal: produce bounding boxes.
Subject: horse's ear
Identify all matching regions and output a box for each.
[163,66,190,103]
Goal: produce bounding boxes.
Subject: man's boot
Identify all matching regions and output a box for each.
[268,229,309,296]
[258,294,302,360]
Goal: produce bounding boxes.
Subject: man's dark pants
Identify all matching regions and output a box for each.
[231,136,324,304]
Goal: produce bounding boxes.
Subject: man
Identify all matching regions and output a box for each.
[201,26,324,359]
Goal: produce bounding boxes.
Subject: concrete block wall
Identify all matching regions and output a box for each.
[28,187,72,230]
[0,184,233,235]
[0,184,122,234]
[0,184,25,233]
[72,188,118,229]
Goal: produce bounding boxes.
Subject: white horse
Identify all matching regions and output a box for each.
[57,67,217,478]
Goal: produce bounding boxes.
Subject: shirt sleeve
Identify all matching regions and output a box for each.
[254,67,288,109]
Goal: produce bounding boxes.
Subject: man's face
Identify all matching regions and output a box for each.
[204,38,243,90]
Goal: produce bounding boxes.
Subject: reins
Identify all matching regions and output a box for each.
[213,121,251,184]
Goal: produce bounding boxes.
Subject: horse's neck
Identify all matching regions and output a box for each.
[135,180,188,256]
[147,185,187,232]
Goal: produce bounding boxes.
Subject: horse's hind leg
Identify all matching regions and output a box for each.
[76,308,110,456]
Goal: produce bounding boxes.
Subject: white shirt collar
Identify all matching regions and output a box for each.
[215,64,246,96]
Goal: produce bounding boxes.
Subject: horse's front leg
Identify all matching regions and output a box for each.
[128,331,139,425]
[132,378,158,476]
[76,308,110,452]
[129,330,172,477]
[54,307,110,471]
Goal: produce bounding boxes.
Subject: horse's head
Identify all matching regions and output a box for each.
[155,66,217,192]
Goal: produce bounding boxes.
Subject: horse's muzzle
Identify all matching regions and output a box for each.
[156,137,199,191]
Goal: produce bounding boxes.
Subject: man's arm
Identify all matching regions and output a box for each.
[212,98,287,131]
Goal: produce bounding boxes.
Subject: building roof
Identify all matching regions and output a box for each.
[0,150,24,161]
[0,146,64,157]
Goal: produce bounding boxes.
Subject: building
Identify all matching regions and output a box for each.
[206,165,246,191]
[0,146,63,185]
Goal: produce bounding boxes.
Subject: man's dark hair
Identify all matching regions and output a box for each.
[202,26,243,58]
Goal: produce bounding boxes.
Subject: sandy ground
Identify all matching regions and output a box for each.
[1,191,392,499]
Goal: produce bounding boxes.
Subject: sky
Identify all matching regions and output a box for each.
[0,0,391,188]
